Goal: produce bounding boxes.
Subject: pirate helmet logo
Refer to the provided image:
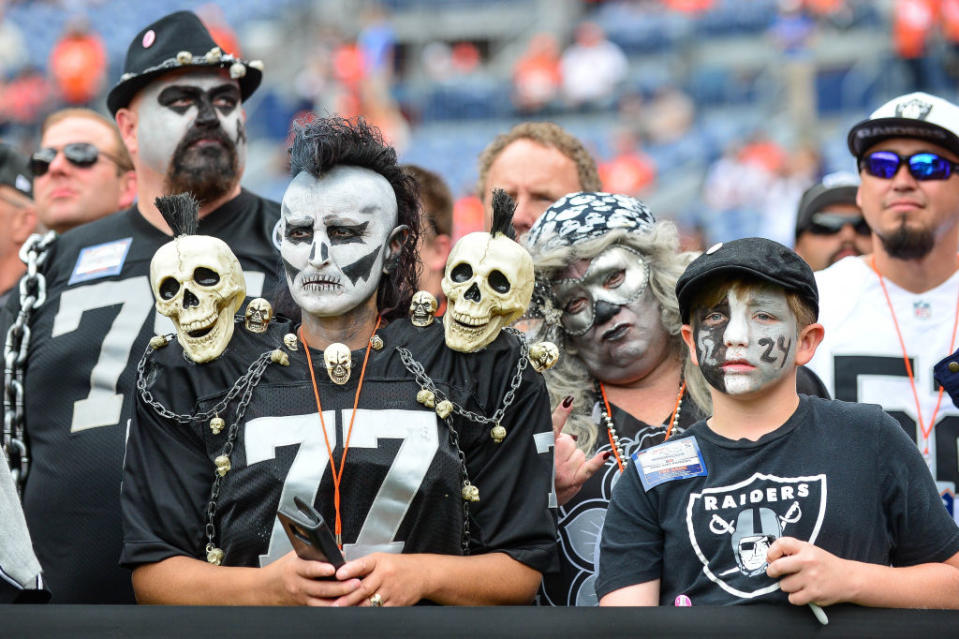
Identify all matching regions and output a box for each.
[895,98,933,121]
[687,472,826,599]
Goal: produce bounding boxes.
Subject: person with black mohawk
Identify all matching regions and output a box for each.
[120,115,556,606]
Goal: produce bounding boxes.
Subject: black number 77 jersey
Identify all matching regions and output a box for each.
[0,192,280,603]
[121,319,557,580]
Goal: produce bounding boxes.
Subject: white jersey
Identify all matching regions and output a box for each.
[808,255,959,524]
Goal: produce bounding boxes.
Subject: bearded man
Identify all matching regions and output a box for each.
[0,11,280,603]
[808,91,959,525]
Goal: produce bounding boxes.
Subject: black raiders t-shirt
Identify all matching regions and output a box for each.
[0,191,280,603]
[121,318,557,581]
[596,396,959,605]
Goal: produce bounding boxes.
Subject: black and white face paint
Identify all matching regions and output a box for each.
[135,70,246,201]
[280,167,399,318]
[693,287,797,396]
[554,245,671,384]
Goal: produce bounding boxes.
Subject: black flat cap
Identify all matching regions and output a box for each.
[106,11,262,116]
[0,143,33,199]
[676,237,818,323]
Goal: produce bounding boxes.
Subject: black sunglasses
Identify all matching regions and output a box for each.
[859,150,959,181]
[30,142,122,177]
[807,212,870,236]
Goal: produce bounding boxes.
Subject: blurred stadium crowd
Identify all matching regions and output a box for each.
[2,0,957,250]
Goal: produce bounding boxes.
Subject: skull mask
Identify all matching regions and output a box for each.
[150,235,246,363]
[324,342,352,385]
[409,290,438,327]
[244,298,273,333]
[441,231,534,352]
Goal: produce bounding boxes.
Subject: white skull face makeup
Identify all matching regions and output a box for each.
[135,70,246,197]
[557,246,671,384]
[150,235,246,362]
[281,167,400,318]
[693,287,798,396]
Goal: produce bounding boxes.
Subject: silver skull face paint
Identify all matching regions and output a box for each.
[693,287,798,396]
[556,246,670,384]
[280,167,398,318]
[552,245,650,336]
[135,70,246,199]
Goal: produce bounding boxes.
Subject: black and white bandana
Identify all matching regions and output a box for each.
[524,192,655,252]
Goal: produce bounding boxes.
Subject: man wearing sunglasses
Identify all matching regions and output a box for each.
[31,108,136,233]
[808,92,959,527]
[793,172,872,271]
[0,11,280,604]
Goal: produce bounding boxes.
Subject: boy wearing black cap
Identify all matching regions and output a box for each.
[597,238,959,608]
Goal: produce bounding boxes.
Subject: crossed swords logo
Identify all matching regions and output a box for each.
[709,501,802,577]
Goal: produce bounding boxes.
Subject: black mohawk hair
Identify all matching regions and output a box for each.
[155,193,199,237]
[490,188,517,241]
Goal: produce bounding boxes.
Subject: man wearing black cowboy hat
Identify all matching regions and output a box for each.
[0,11,281,603]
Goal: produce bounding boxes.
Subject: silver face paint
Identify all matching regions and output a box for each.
[557,247,670,384]
[135,70,246,177]
[552,245,650,336]
[280,167,398,318]
[694,288,798,396]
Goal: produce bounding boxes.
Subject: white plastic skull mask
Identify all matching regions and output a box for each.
[150,235,246,363]
[441,231,534,352]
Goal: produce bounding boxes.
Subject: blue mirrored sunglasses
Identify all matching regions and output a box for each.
[860,150,959,181]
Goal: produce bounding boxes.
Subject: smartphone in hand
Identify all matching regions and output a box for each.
[277,496,346,570]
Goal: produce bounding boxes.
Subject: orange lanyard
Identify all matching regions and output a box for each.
[299,316,381,548]
[870,256,959,455]
[598,381,686,473]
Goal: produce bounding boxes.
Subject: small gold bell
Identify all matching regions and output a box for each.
[210,416,225,435]
[149,335,169,350]
[490,424,507,444]
[206,546,225,565]
[215,455,231,477]
[435,400,453,419]
[416,388,435,408]
[950,361,959,373]
[283,334,298,351]
[461,482,480,502]
[270,349,290,366]
[370,334,384,351]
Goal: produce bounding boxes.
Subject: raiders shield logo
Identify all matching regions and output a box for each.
[895,98,933,121]
[686,472,827,599]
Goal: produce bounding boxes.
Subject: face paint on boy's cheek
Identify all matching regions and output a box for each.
[694,322,727,392]
[757,335,793,368]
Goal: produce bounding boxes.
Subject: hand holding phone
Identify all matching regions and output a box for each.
[277,496,346,570]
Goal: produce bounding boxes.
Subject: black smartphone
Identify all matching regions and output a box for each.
[277,496,346,569]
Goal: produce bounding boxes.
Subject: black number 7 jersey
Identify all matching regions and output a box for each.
[0,192,281,603]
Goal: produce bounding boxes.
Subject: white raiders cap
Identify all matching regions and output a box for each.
[847,92,959,159]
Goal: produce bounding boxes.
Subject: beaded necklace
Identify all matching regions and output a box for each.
[597,378,686,473]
